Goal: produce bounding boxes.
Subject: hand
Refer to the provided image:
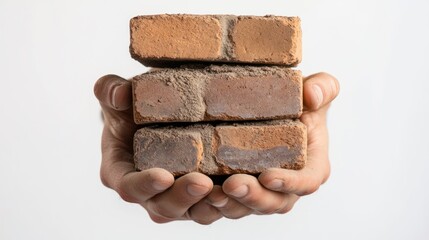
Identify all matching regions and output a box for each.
[94,75,220,224]
[204,72,340,218]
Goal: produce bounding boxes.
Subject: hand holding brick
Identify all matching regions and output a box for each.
[130,14,306,177]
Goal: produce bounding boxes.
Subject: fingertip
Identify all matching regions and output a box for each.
[303,72,339,111]
[222,174,254,199]
[144,172,214,220]
[174,172,213,197]
[145,168,175,191]
[111,83,132,111]
[303,83,322,110]
[183,172,214,187]
[116,168,174,203]
[187,184,212,197]
[258,168,297,193]
[221,174,242,193]
[206,186,229,208]
[94,74,131,111]
[94,74,124,99]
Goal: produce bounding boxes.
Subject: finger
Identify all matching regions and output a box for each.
[146,212,173,224]
[258,151,330,196]
[94,74,132,111]
[206,185,252,219]
[99,138,174,199]
[99,118,139,194]
[145,172,213,220]
[222,174,292,215]
[115,168,175,203]
[188,200,223,225]
[206,185,229,208]
[96,74,136,143]
[272,194,300,214]
[262,104,331,196]
[303,72,339,111]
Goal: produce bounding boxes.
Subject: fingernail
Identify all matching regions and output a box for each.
[267,179,283,190]
[228,185,248,198]
[152,181,169,191]
[210,198,229,208]
[312,84,323,108]
[110,84,122,109]
[187,184,210,197]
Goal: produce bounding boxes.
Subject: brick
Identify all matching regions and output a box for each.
[130,14,301,66]
[132,65,302,124]
[134,120,307,176]
[134,129,204,176]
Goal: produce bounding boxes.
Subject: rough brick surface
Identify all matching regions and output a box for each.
[132,65,302,124]
[134,129,204,176]
[134,120,307,176]
[130,14,301,66]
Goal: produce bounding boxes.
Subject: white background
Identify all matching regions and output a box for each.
[1,0,428,239]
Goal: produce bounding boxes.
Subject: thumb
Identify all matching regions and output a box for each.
[94,74,132,111]
[303,72,340,111]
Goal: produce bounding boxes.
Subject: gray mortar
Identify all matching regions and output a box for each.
[218,15,236,60]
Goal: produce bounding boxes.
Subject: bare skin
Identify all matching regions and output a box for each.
[94,72,339,224]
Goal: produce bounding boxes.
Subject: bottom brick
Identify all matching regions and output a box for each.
[134,120,307,176]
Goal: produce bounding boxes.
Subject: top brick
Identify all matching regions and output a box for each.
[130,14,302,66]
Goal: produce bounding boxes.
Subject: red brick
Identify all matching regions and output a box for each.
[130,15,222,64]
[231,16,302,65]
[132,65,302,124]
[130,14,301,66]
[134,120,307,176]
[134,129,204,176]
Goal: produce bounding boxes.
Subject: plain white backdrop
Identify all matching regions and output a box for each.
[1,0,428,239]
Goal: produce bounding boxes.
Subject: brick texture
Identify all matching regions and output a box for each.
[132,65,302,124]
[130,14,301,66]
[134,120,307,176]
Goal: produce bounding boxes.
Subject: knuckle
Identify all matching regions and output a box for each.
[300,113,320,131]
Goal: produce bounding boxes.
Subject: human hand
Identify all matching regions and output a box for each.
[204,72,340,218]
[94,75,220,224]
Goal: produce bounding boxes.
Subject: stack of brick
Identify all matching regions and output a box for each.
[130,14,306,176]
